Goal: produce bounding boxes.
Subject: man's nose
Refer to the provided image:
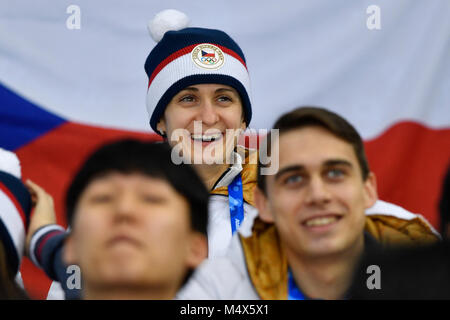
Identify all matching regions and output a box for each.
[113,193,138,223]
[304,176,332,206]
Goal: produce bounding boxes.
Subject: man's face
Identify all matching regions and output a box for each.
[64,173,206,292]
[256,126,377,258]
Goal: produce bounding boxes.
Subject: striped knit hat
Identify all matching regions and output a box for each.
[0,148,31,277]
[145,9,252,134]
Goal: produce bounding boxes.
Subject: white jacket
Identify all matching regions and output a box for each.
[177,233,259,300]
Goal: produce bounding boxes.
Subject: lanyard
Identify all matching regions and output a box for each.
[227,173,244,235]
[288,268,306,300]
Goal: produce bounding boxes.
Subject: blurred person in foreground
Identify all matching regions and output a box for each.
[27,140,209,299]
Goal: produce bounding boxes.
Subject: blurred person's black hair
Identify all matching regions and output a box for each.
[66,139,209,237]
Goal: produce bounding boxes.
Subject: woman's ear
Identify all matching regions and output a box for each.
[156,118,167,136]
[240,108,247,131]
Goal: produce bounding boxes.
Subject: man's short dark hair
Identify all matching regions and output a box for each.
[65,139,209,236]
[258,106,370,194]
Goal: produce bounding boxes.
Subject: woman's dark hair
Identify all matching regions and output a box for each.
[65,139,209,236]
[0,242,28,299]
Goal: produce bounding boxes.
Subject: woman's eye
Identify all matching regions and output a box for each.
[179,95,195,103]
[217,95,232,102]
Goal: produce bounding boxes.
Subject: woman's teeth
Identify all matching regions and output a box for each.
[191,133,222,142]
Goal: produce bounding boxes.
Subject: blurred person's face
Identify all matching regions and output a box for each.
[64,172,206,297]
[255,126,377,259]
[157,84,246,166]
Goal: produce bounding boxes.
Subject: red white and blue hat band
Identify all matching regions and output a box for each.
[144,28,252,133]
[0,171,31,276]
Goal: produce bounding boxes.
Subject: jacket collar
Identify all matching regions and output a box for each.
[212,152,243,190]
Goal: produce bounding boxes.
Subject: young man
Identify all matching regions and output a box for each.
[177,106,439,299]
[28,140,209,299]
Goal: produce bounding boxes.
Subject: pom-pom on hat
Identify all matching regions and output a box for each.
[145,9,252,134]
[0,148,31,277]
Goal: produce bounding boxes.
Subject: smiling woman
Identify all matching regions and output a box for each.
[159,84,246,182]
[142,10,258,258]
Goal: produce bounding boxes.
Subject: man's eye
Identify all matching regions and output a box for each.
[140,194,165,203]
[327,169,345,179]
[90,194,113,203]
[284,175,303,185]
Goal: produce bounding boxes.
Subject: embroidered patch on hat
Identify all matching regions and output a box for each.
[191,44,225,70]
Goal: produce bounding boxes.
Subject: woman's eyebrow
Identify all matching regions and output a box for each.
[181,87,199,92]
[215,88,237,94]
